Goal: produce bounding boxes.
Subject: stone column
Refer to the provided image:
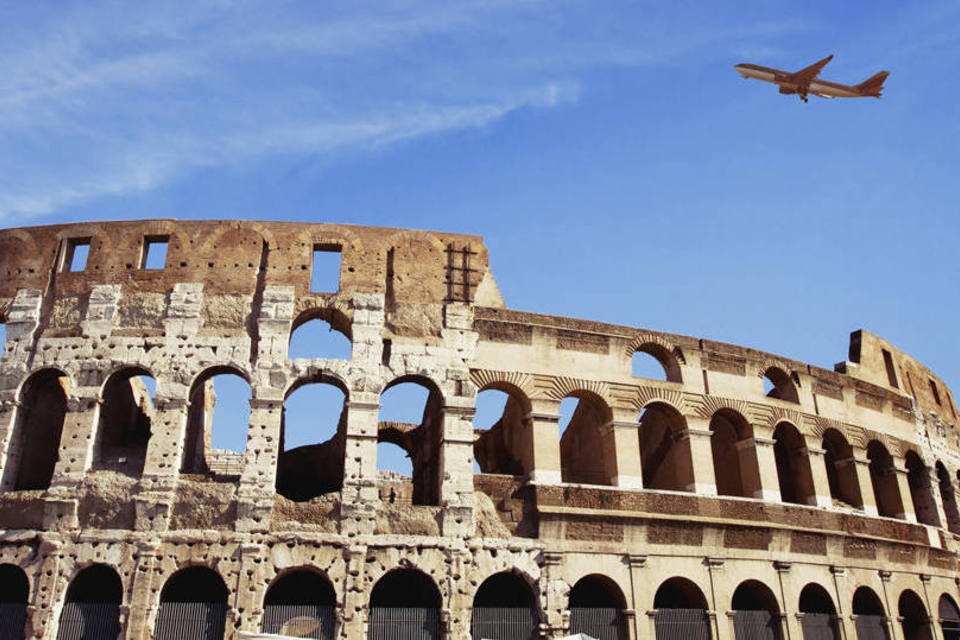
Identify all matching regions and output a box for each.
[805,446,834,507]
[685,417,717,496]
[852,455,878,517]
[528,408,562,484]
[610,420,643,489]
[339,544,368,640]
[44,395,100,531]
[439,400,475,537]
[746,436,780,501]
[705,558,729,640]
[125,540,161,640]
[0,396,21,490]
[340,397,380,537]
[625,554,647,640]
[829,566,853,640]
[894,464,918,523]
[927,466,950,530]
[29,537,64,640]
[236,395,283,532]
[878,570,900,640]
[542,551,566,639]
[775,561,798,640]
[445,548,474,640]
[136,396,190,531]
[233,542,267,634]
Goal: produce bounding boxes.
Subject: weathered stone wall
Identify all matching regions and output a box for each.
[0,219,958,640]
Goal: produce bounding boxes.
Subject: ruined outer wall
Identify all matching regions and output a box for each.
[0,219,958,640]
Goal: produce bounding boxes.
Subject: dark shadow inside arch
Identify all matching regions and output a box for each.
[899,590,932,640]
[57,564,122,640]
[798,583,839,640]
[559,391,615,486]
[93,368,155,477]
[639,403,694,492]
[763,368,799,403]
[653,577,711,640]
[473,385,532,476]
[905,451,940,526]
[368,569,441,640]
[0,564,28,640]
[867,441,904,519]
[472,572,539,640]
[569,574,628,640]
[731,580,782,640]
[822,429,863,509]
[710,409,760,498]
[936,462,960,534]
[939,594,960,640]
[2,369,69,491]
[154,567,228,640]
[773,422,815,505]
[853,586,889,640]
[262,570,336,639]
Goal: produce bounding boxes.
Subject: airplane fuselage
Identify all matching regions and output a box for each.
[735,63,867,98]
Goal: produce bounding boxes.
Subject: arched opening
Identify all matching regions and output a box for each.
[899,590,932,640]
[262,569,336,639]
[378,378,443,506]
[472,571,539,640]
[822,429,862,509]
[276,378,347,501]
[731,580,782,640]
[653,577,711,640]
[0,564,28,639]
[631,343,683,384]
[569,574,628,640]
[798,583,839,640]
[0,318,7,358]
[905,451,939,526]
[559,391,615,486]
[182,369,251,477]
[938,594,960,640]
[710,410,761,498]
[763,368,799,403]
[773,422,815,505]
[92,368,155,476]
[154,567,228,640]
[936,463,960,534]
[473,386,532,476]
[638,402,694,492]
[57,564,122,640]
[852,586,889,640]
[368,569,441,640]
[867,441,904,519]
[2,369,69,491]
[289,316,352,360]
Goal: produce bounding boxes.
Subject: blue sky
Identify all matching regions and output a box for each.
[2,1,960,466]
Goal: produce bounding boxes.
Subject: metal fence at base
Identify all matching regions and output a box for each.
[655,608,713,640]
[732,610,783,640]
[855,615,890,640]
[367,607,440,640]
[154,602,228,640]
[262,604,336,639]
[942,620,960,640]
[470,607,539,640]
[56,603,121,640]
[800,613,839,640]
[569,607,627,640]
[0,603,27,640]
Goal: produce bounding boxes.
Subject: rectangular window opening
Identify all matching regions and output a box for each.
[930,379,943,406]
[881,349,899,389]
[63,238,91,272]
[142,236,170,270]
[311,244,342,293]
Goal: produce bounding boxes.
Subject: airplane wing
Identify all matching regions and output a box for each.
[786,55,834,86]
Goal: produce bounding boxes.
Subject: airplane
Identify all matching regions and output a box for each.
[734,55,889,102]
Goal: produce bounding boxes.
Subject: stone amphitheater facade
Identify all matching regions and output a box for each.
[0,219,959,640]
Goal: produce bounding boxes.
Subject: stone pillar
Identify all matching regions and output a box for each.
[528,409,562,484]
[852,455,878,517]
[136,396,190,531]
[79,284,121,338]
[236,396,283,532]
[746,436,780,501]
[439,400,475,537]
[44,395,100,531]
[126,540,161,640]
[0,396,21,490]
[829,566,853,640]
[625,554,647,640]
[705,558,729,640]
[234,542,267,634]
[686,417,717,496]
[445,548,474,640]
[894,464,918,523]
[775,562,799,640]
[878,570,900,640]
[4,288,43,363]
[927,466,950,531]
[29,537,64,640]
[805,447,834,507]
[610,420,643,489]
[339,544,368,640]
[340,397,380,538]
[542,551,566,639]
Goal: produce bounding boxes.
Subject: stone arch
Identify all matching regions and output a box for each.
[92,366,156,476]
[798,583,839,640]
[378,375,444,506]
[0,564,29,639]
[262,568,337,638]
[904,450,939,526]
[471,570,541,640]
[277,373,349,501]
[155,566,229,640]
[935,461,960,534]
[58,563,123,639]
[2,368,70,491]
[938,594,960,640]
[852,586,889,640]
[709,409,761,498]
[898,589,932,640]
[473,382,534,476]
[867,440,905,519]
[568,574,629,640]
[731,580,782,640]
[289,307,353,360]
[629,340,683,383]
[559,389,615,486]
[181,365,252,475]
[822,428,863,509]
[762,366,799,403]
[653,577,711,640]
[639,401,694,492]
[368,568,442,640]
[773,421,815,505]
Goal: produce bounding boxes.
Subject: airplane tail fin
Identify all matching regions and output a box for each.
[856,71,889,96]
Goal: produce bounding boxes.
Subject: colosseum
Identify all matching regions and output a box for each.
[0,219,958,640]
